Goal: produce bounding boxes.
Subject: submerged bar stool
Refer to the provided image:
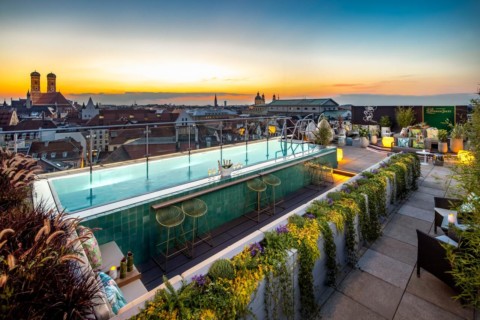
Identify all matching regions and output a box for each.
[181,198,212,258]
[154,205,189,271]
[262,174,282,215]
[321,164,334,184]
[245,178,268,222]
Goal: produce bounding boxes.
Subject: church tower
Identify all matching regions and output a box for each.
[30,71,41,95]
[47,72,56,93]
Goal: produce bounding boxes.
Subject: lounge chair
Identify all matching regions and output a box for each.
[416,229,458,291]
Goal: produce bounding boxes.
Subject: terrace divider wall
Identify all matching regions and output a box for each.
[81,148,338,264]
[112,156,399,320]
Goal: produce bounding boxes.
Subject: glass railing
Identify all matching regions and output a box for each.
[1,116,322,176]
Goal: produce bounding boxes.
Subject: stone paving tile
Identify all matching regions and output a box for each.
[338,269,404,319]
[407,271,474,320]
[383,220,424,246]
[318,291,386,320]
[369,235,417,266]
[394,292,465,320]
[416,186,446,197]
[420,180,449,191]
[357,249,414,289]
[398,204,433,222]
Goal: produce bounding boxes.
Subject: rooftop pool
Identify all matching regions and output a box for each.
[35,139,332,219]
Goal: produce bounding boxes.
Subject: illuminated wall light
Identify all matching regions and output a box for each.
[382,137,394,148]
[337,148,343,161]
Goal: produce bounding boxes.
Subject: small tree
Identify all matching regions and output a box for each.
[379,115,391,128]
[395,106,415,129]
[314,119,332,147]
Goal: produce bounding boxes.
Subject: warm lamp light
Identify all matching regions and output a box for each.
[448,213,456,224]
[458,150,474,164]
[109,266,118,279]
[337,148,343,161]
[382,137,394,148]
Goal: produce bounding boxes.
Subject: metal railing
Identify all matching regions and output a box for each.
[1,116,316,176]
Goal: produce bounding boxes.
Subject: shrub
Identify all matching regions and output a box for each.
[208,259,235,281]
[396,106,416,129]
[0,147,40,211]
[313,119,332,146]
[0,149,101,319]
[379,115,391,128]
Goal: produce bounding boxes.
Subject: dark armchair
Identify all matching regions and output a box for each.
[433,197,462,234]
[416,229,458,291]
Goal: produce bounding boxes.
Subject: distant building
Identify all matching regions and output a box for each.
[8,71,74,120]
[0,109,19,128]
[81,97,100,120]
[248,91,339,118]
[28,137,83,172]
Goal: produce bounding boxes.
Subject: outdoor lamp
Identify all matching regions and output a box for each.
[382,137,394,148]
[448,213,456,224]
[337,148,343,161]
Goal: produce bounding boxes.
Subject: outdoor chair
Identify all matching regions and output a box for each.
[433,197,462,234]
[416,229,458,291]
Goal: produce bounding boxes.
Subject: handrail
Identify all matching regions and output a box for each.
[0,116,292,135]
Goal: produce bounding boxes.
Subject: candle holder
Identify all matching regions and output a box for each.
[120,257,127,279]
[127,251,134,272]
[448,213,456,224]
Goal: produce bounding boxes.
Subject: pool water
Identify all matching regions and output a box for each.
[50,140,319,212]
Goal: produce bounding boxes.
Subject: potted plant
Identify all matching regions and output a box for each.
[449,123,464,153]
[358,128,370,148]
[314,119,333,148]
[379,115,391,137]
[369,128,378,145]
[395,106,415,131]
[437,129,448,153]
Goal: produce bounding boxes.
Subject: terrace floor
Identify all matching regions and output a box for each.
[317,158,479,319]
[138,146,479,320]
[137,146,387,290]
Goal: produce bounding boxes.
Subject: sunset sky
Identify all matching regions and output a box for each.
[0,0,479,105]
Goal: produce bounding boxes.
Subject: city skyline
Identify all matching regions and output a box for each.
[0,0,479,105]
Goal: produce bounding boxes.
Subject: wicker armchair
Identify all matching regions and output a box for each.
[433,197,462,234]
[416,229,458,291]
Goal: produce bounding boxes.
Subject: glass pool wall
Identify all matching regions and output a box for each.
[81,150,337,264]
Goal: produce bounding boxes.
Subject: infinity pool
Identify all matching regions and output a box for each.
[43,140,324,214]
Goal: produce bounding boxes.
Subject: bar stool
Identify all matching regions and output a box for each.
[154,205,189,271]
[245,178,268,222]
[262,174,282,215]
[181,198,212,258]
[321,164,334,184]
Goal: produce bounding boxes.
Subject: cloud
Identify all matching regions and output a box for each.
[334,93,477,106]
[333,83,363,87]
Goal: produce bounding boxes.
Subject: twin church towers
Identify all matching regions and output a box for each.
[29,70,57,99]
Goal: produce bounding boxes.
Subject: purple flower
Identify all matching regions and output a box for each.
[379,162,387,168]
[305,213,315,220]
[276,225,289,234]
[343,188,351,194]
[249,242,264,257]
[371,169,379,174]
[327,198,334,206]
[192,274,207,287]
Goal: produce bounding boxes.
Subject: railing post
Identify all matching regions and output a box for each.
[89,129,93,175]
